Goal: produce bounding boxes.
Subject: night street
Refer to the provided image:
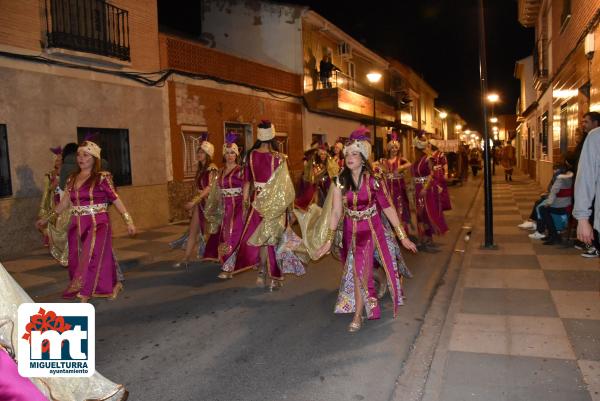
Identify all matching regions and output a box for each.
[2,0,600,400]
[83,179,479,401]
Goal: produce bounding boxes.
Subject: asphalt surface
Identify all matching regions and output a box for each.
[88,177,481,401]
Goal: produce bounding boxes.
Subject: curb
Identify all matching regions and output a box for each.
[391,177,484,401]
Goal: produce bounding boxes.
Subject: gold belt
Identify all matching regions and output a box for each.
[386,173,405,179]
[71,203,108,216]
[344,205,377,221]
[433,165,443,170]
[221,187,242,197]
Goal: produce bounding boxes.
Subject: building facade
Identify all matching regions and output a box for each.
[158,33,304,220]
[0,0,169,258]
[517,0,600,185]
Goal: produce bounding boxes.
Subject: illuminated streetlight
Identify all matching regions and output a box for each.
[439,111,448,119]
[455,124,462,130]
[490,117,498,123]
[366,72,382,83]
[486,93,499,103]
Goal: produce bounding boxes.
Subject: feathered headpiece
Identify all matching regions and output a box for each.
[223,131,239,156]
[257,120,275,141]
[343,127,372,160]
[78,141,101,159]
[387,131,400,150]
[50,146,62,156]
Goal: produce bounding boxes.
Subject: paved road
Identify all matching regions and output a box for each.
[86,178,481,401]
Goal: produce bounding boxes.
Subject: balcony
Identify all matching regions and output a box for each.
[533,38,549,91]
[304,70,396,122]
[518,0,540,27]
[44,0,130,62]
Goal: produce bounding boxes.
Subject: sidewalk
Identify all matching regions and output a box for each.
[2,222,188,299]
[416,173,599,401]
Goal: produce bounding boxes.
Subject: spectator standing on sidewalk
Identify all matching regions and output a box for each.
[501,140,517,181]
[573,111,600,258]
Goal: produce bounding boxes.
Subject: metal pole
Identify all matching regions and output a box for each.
[373,91,377,152]
[478,0,495,248]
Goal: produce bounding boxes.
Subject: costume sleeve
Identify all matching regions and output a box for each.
[99,173,119,202]
[373,176,391,209]
[38,173,53,218]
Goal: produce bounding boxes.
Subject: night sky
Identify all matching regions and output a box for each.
[158,0,534,132]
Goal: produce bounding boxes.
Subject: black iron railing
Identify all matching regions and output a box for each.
[45,0,130,61]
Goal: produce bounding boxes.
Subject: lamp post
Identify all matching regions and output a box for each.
[439,110,448,140]
[367,72,382,154]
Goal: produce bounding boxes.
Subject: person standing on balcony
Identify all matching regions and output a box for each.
[501,139,517,181]
[380,131,412,234]
[319,55,334,88]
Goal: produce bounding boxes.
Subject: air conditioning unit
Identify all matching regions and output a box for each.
[338,42,352,59]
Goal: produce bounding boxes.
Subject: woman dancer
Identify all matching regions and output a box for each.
[0,262,128,400]
[38,146,62,246]
[411,134,448,249]
[430,143,452,211]
[36,141,136,302]
[216,133,245,278]
[380,131,412,234]
[331,140,345,170]
[295,144,332,210]
[300,127,417,332]
[173,140,220,269]
[224,120,295,289]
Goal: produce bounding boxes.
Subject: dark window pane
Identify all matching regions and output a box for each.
[77,127,132,186]
[0,125,12,197]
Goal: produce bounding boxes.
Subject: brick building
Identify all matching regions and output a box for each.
[517,0,600,185]
[158,33,304,221]
[0,0,169,258]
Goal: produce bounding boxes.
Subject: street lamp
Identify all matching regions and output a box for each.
[490,117,498,123]
[439,110,448,140]
[486,93,499,103]
[367,72,382,155]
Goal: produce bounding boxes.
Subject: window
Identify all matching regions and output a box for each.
[0,125,11,197]
[224,122,252,157]
[179,126,208,179]
[274,133,288,155]
[540,112,548,156]
[77,127,132,186]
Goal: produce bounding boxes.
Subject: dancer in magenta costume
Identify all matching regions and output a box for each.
[411,135,448,247]
[431,144,452,211]
[295,144,330,210]
[216,133,245,277]
[173,139,220,269]
[36,141,136,301]
[380,131,412,234]
[227,120,290,288]
[315,127,417,332]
